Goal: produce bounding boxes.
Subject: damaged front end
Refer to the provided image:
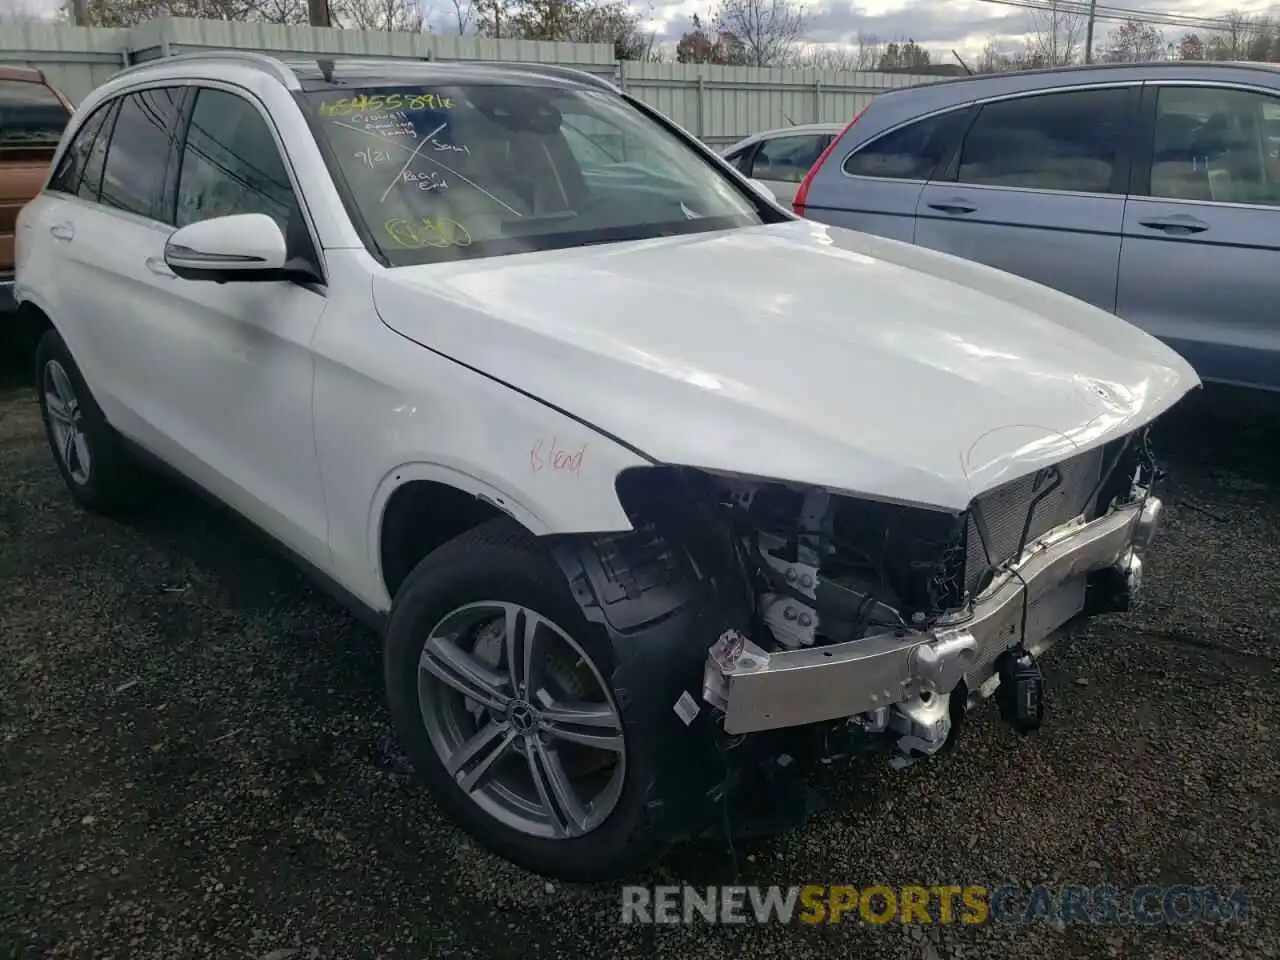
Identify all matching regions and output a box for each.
[550,428,1165,843]
[699,428,1163,766]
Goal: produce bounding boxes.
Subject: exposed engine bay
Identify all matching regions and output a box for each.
[715,476,967,646]
[552,427,1164,846]
[700,428,1159,766]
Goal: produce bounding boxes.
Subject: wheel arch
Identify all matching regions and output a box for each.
[10,299,56,378]
[369,460,645,605]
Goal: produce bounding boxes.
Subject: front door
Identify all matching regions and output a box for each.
[914,85,1139,315]
[108,84,330,568]
[1117,81,1280,391]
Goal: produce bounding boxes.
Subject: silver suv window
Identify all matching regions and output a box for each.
[1148,85,1280,206]
[953,87,1131,194]
[749,133,830,183]
[842,109,971,181]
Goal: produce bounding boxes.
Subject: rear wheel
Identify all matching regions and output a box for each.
[34,329,152,514]
[384,518,662,881]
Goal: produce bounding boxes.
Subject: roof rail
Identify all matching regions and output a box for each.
[477,61,620,93]
[109,50,299,89]
[277,56,620,93]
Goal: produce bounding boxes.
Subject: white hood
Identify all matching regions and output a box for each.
[372,219,1200,511]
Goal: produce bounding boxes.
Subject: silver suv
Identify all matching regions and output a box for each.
[793,61,1280,393]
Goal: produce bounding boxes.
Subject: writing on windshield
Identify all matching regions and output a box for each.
[304,82,764,265]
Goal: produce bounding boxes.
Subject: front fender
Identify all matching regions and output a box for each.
[311,260,658,611]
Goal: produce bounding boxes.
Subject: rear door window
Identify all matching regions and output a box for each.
[954,87,1131,194]
[843,108,972,181]
[47,102,112,197]
[76,100,117,202]
[1145,84,1280,206]
[0,78,70,148]
[99,87,183,220]
[722,143,758,173]
[749,133,831,182]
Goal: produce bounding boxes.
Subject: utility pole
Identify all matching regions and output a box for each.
[307,0,331,27]
[71,0,89,26]
[1084,0,1098,63]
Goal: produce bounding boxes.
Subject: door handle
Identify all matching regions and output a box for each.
[1138,215,1208,235]
[926,199,977,215]
[49,223,74,241]
[145,256,175,278]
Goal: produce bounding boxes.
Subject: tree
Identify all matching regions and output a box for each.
[474,0,512,37]
[877,39,929,70]
[254,0,310,24]
[975,37,1015,73]
[447,0,475,33]
[331,0,426,30]
[676,12,746,64]
[506,0,576,39]
[1101,19,1164,62]
[709,0,804,67]
[472,0,651,50]
[74,0,266,27]
[1020,0,1086,67]
[566,0,655,60]
[794,33,883,71]
[1202,11,1277,62]
[1175,32,1205,60]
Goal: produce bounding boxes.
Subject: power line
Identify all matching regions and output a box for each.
[972,0,1278,33]
[978,0,1239,31]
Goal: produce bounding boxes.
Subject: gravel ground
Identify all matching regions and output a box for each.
[1,360,1277,960]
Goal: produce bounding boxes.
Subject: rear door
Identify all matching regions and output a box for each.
[816,106,973,242]
[60,86,186,432]
[914,84,1140,313]
[1117,81,1280,391]
[742,131,832,205]
[19,97,116,369]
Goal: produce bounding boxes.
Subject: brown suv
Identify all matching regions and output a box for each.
[1,66,72,320]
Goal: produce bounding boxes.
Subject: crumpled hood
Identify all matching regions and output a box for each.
[372,219,1200,511]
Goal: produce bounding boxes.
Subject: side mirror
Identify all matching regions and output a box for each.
[746,178,777,203]
[164,213,294,284]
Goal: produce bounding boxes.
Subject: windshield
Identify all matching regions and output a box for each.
[302,82,767,265]
[0,79,69,147]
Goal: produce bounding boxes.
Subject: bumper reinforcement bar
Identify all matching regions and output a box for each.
[703,498,1157,735]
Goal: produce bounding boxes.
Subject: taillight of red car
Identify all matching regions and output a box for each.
[792,106,867,218]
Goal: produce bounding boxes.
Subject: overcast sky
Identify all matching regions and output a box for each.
[640,0,1279,60]
[7,0,1277,63]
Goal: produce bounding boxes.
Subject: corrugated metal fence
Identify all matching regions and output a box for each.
[618,62,938,145]
[0,17,938,145]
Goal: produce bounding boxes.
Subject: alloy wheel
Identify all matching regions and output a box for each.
[43,359,91,485]
[418,601,627,840]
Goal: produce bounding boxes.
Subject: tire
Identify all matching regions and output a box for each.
[384,517,663,882]
[34,328,153,515]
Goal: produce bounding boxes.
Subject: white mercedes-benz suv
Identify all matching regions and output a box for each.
[14,51,1199,882]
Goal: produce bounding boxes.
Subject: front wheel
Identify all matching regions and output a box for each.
[383,518,662,882]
